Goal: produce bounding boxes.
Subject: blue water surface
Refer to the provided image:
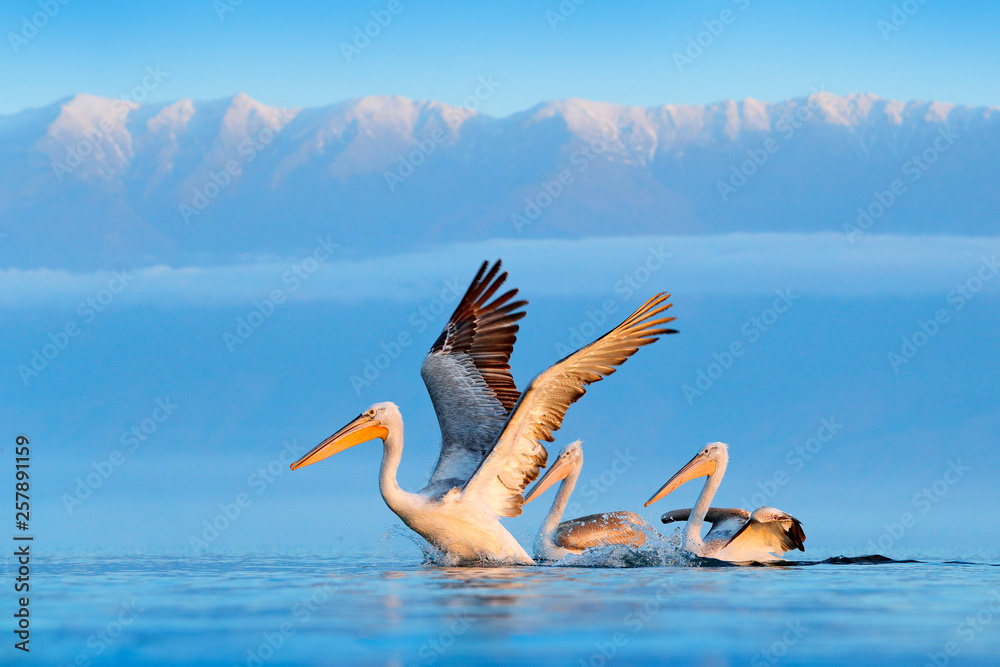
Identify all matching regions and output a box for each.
[20,551,1000,666]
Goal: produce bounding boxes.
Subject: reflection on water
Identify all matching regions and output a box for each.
[27,553,1000,666]
[382,565,537,616]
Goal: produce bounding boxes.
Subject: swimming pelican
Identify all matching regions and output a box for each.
[644,442,805,562]
[291,260,677,565]
[523,440,652,560]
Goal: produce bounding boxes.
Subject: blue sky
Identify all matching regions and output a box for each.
[2,0,999,115]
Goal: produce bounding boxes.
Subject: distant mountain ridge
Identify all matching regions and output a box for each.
[1,92,996,269]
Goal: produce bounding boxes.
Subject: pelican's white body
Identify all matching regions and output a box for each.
[375,404,534,565]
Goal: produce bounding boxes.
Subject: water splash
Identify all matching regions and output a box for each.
[537,524,692,568]
[372,523,436,561]
[371,522,920,568]
[373,524,515,567]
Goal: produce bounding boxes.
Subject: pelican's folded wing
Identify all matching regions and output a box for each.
[725,508,806,553]
[461,293,678,517]
[661,507,750,528]
[421,260,527,491]
[554,511,650,550]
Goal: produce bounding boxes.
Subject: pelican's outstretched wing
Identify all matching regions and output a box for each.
[421,260,527,492]
[554,511,651,550]
[725,508,805,554]
[462,293,678,517]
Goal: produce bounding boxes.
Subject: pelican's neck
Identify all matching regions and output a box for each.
[685,456,727,554]
[377,419,411,515]
[541,463,580,539]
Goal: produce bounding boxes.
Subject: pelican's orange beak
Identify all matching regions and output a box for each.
[290,413,388,471]
[524,453,575,504]
[644,451,717,507]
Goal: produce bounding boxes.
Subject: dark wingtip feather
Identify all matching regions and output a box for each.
[790,519,806,551]
[427,259,527,412]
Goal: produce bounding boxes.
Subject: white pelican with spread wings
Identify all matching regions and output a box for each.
[290,260,676,564]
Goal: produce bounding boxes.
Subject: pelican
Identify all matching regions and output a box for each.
[523,440,652,560]
[644,442,805,563]
[291,260,677,565]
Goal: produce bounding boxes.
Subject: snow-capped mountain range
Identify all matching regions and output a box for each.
[1,92,996,269]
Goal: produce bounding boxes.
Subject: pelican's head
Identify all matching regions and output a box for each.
[523,440,583,504]
[644,442,728,507]
[290,402,399,471]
